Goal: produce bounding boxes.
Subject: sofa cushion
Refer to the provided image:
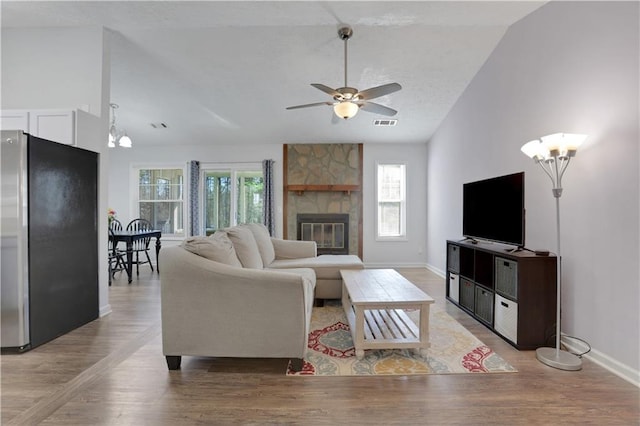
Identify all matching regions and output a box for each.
[268,254,363,279]
[225,226,264,269]
[243,223,276,266]
[180,233,242,267]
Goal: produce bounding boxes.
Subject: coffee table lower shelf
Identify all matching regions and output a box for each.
[344,305,429,359]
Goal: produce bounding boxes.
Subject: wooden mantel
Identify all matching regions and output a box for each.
[286,184,361,195]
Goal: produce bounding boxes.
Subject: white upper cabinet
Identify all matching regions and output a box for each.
[0,110,29,133]
[28,110,75,145]
[0,109,76,145]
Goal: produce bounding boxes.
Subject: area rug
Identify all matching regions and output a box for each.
[287,302,516,376]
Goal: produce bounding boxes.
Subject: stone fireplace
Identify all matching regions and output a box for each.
[283,144,363,257]
[297,213,349,255]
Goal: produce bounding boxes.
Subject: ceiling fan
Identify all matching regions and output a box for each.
[286,25,402,120]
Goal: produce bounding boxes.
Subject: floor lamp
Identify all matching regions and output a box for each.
[521,132,587,371]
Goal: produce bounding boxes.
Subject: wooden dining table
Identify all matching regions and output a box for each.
[109,229,162,283]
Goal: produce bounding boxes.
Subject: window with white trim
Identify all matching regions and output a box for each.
[136,167,185,238]
[202,164,263,235]
[376,162,406,240]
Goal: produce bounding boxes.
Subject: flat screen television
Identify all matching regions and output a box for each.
[463,171,525,248]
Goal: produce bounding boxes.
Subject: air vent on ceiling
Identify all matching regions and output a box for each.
[373,119,397,127]
[150,122,168,129]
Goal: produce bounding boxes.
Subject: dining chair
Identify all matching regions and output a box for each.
[108,228,126,285]
[109,218,125,251]
[126,218,155,275]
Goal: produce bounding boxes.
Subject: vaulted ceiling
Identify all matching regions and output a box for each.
[1,1,546,147]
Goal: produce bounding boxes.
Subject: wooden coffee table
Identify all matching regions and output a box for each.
[340,269,435,359]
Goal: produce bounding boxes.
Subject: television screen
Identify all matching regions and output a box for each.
[463,171,525,247]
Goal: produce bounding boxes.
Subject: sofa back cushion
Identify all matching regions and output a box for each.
[225,226,264,269]
[180,232,242,267]
[243,223,276,266]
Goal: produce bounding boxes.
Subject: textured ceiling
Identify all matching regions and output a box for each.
[1,1,546,147]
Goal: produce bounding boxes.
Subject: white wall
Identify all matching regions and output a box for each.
[426,1,639,380]
[109,141,428,267]
[363,143,428,267]
[2,27,113,317]
[108,143,285,240]
[1,28,105,117]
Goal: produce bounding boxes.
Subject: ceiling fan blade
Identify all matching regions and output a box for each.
[311,83,341,97]
[358,101,398,116]
[286,101,334,110]
[357,83,402,100]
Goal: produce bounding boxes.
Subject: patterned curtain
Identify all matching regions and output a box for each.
[189,160,200,236]
[262,159,275,236]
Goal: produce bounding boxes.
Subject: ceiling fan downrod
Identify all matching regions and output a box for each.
[338,26,353,89]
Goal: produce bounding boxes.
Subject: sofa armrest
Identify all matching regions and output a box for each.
[160,246,315,359]
[271,238,317,259]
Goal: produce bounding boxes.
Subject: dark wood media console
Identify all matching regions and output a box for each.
[446,239,557,350]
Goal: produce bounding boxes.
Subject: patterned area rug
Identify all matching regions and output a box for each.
[287,301,516,376]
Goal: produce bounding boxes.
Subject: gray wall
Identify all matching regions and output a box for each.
[426,1,639,378]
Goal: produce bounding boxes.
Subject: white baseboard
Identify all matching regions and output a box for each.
[362,263,446,278]
[363,262,429,269]
[99,303,113,317]
[562,335,640,388]
[426,263,445,278]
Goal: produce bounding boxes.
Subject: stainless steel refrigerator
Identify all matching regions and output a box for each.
[1,130,99,351]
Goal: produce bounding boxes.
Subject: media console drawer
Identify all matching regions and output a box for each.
[474,286,494,325]
[494,294,518,344]
[448,273,459,303]
[495,257,517,299]
[459,278,475,312]
[448,245,460,273]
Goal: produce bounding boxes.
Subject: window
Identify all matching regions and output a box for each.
[203,165,263,235]
[137,168,184,237]
[376,163,406,240]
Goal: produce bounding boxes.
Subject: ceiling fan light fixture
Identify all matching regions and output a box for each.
[334,101,359,120]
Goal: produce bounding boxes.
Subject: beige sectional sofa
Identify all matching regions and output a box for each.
[160,223,363,371]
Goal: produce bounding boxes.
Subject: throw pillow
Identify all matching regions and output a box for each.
[181,232,242,267]
[243,223,276,266]
[225,226,264,269]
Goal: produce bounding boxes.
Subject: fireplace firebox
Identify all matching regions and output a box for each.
[296,214,349,255]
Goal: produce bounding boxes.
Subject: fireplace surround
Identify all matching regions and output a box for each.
[283,144,363,258]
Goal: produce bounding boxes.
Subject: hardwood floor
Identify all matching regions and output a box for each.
[2,268,638,425]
